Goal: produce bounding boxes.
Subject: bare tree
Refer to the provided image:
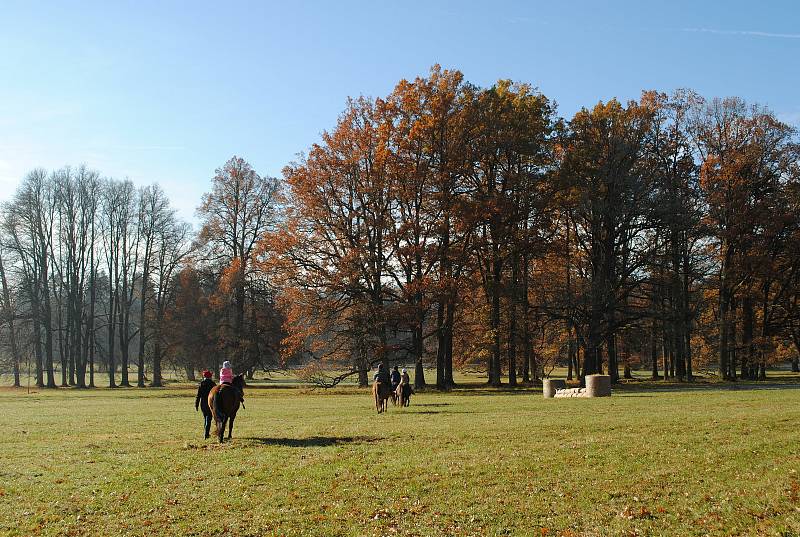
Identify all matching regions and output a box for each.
[150,216,192,386]
[0,243,22,386]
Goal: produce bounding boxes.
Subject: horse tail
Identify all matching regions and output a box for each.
[214,386,226,421]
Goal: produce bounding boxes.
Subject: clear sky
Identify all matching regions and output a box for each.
[1,0,798,222]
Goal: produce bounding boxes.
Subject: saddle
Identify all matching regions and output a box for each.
[220,383,245,407]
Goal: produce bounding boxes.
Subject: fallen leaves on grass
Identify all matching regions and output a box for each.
[618,505,653,520]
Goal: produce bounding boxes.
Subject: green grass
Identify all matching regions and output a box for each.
[1,376,799,536]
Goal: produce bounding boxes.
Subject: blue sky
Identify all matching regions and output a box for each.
[1,0,798,222]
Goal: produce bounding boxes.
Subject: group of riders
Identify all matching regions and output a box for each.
[194,361,414,439]
[374,363,413,405]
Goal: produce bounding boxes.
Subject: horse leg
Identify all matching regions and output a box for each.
[218,416,227,443]
[228,415,235,440]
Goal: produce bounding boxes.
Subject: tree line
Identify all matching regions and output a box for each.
[269,66,800,388]
[1,65,799,389]
[0,159,284,387]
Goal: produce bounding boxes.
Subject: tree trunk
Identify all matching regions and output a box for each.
[118,310,131,387]
[108,298,117,388]
[435,300,446,389]
[443,297,455,387]
[489,254,502,386]
[607,333,619,384]
[662,326,671,380]
[507,306,517,386]
[566,323,577,381]
[137,264,149,387]
[741,294,754,380]
[728,296,737,380]
[650,318,659,379]
[413,321,425,389]
[521,251,531,384]
[32,299,45,387]
[718,279,730,380]
[685,322,693,382]
[584,308,602,377]
[0,254,21,387]
[55,273,68,387]
[41,264,56,388]
[150,335,163,387]
[566,336,574,381]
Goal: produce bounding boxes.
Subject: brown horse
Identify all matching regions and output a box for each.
[373,381,393,413]
[208,374,245,443]
[396,383,412,407]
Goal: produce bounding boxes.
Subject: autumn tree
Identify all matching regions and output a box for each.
[467,80,556,386]
[559,99,656,381]
[692,97,800,379]
[198,156,281,372]
[276,97,397,386]
[385,66,475,389]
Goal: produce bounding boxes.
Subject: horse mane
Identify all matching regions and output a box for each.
[232,374,245,390]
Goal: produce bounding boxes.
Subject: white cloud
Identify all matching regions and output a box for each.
[681,27,800,39]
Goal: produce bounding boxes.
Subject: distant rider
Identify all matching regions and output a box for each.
[374,363,391,397]
[399,368,413,404]
[390,365,401,393]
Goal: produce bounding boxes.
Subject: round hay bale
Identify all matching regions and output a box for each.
[543,378,566,398]
[585,374,611,397]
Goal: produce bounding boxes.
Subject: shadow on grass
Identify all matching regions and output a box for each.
[613,380,800,394]
[448,383,541,396]
[410,409,473,415]
[242,435,383,448]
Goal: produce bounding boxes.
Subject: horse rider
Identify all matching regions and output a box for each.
[195,370,216,439]
[374,363,391,395]
[219,360,244,403]
[390,365,401,393]
[399,368,412,403]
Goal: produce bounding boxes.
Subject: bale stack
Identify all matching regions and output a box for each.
[543,375,612,398]
[553,387,587,398]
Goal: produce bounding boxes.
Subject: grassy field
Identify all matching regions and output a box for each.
[1,375,799,536]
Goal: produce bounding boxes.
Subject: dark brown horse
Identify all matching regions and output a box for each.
[396,383,412,407]
[373,380,393,413]
[208,374,245,443]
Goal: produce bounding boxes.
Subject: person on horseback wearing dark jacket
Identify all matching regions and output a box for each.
[390,365,401,392]
[374,363,390,387]
[195,370,216,439]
